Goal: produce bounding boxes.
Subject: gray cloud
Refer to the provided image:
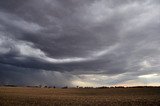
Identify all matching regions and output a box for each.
[0,0,160,86]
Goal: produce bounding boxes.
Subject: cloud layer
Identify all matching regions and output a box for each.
[0,0,160,87]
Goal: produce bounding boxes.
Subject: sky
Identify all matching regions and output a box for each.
[0,0,160,87]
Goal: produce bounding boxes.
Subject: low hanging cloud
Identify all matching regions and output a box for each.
[0,0,160,87]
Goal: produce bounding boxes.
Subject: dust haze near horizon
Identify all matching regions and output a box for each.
[0,0,160,87]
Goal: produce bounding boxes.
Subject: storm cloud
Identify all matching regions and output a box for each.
[0,0,160,87]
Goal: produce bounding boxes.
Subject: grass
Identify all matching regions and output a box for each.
[0,87,160,106]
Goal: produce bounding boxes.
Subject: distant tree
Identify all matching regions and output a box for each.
[44,86,48,88]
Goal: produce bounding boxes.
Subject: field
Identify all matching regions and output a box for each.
[0,87,160,106]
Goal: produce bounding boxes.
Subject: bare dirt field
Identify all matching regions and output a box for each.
[0,87,160,106]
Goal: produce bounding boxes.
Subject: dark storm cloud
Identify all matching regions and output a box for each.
[0,63,73,87]
[0,0,160,86]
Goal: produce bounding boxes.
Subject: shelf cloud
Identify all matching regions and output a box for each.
[0,0,160,87]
